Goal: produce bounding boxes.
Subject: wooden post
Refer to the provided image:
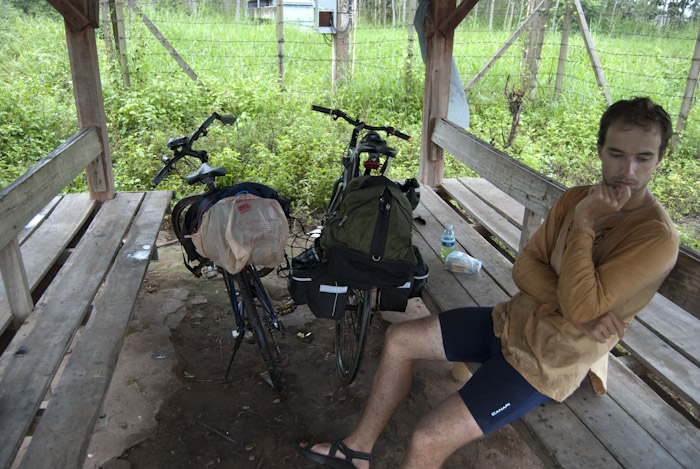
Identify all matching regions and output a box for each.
[114,0,130,88]
[673,22,700,151]
[572,0,612,105]
[524,0,550,99]
[276,0,285,90]
[126,0,199,82]
[0,239,34,328]
[465,0,546,93]
[418,0,456,188]
[65,22,116,202]
[407,0,416,72]
[554,0,571,99]
[519,208,543,253]
[333,0,352,84]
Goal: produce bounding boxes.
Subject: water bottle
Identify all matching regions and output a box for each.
[440,224,456,260]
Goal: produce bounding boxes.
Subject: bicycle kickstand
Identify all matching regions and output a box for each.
[224,327,246,381]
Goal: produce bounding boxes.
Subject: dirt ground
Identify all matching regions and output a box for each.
[84,228,546,469]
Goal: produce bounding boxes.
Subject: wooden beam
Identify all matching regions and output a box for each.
[419,0,456,187]
[47,0,91,31]
[65,20,116,201]
[0,128,101,246]
[438,0,479,35]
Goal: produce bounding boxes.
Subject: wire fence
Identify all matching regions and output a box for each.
[101,0,700,154]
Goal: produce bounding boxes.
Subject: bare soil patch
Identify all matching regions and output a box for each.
[86,229,545,469]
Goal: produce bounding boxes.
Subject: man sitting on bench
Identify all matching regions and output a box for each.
[295,97,680,469]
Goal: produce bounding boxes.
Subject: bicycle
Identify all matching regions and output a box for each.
[152,112,288,397]
[310,105,412,385]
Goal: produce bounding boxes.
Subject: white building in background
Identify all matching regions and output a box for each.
[246,0,315,26]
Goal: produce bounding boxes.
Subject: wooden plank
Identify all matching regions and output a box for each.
[18,196,62,245]
[516,398,623,469]
[0,128,101,246]
[0,194,97,328]
[636,294,700,367]
[565,375,682,468]
[431,119,566,218]
[0,192,143,468]
[621,320,700,410]
[441,178,521,253]
[414,200,511,307]
[607,355,700,468]
[21,191,172,469]
[458,177,525,228]
[420,186,518,295]
[438,0,478,35]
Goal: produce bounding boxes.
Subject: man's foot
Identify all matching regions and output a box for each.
[295,440,371,469]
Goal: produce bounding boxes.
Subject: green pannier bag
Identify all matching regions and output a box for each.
[320,175,417,289]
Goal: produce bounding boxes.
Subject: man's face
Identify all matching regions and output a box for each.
[597,121,664,196]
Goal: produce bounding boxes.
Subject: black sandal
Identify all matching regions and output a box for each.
[295,440,372,468]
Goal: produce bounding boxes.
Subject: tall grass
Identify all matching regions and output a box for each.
[1,4,699,247]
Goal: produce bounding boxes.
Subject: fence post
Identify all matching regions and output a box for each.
[114,0,131,88]
[276,0,285,90]
[673,22,700,152]
[524,0,550,99]
[572,0,612,106]
[407,0,416,72]
[332,0,352,84]
[554,0,571,99]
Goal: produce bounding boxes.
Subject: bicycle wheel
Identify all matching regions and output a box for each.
[236,269,285,396]
[335,288,372,385]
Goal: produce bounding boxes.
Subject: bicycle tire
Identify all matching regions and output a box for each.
[335,288,372,385]
[236,269,285,397]
[171,193,274,277]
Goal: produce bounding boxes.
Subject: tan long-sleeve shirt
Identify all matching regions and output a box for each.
[492,186,679,402]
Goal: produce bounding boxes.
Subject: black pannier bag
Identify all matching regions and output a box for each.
[378,245,429,311]
[320,175,417,290]
[288,240,348,319]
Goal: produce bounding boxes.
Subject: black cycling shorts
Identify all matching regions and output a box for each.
[439,306,552,435]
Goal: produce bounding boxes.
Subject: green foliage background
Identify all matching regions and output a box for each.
[1,3,699,249]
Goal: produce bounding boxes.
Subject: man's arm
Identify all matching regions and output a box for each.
[512,189,580,304]
[558,185,678,324]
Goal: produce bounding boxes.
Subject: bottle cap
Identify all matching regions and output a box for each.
[445,224,453,230]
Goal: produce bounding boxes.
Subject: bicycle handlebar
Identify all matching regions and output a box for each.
[311,105,412,142]
[152,112,236,187]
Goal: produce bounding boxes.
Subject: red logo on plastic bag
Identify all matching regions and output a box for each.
[237,203,252,214]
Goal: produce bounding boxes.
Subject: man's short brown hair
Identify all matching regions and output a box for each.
[598,97,673,158]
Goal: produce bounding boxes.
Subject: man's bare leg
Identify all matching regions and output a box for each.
[301,314,451,468]
[402,393,483,468]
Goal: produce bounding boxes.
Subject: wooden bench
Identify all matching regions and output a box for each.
[411,120,700,468]
[0,128,172,468]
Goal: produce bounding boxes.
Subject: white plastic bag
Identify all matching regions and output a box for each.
[192,193,288,274]
[444,251,482,274]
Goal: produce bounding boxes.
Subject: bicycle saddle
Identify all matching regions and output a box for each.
[185,162,227,185]
[358,131,398,157]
